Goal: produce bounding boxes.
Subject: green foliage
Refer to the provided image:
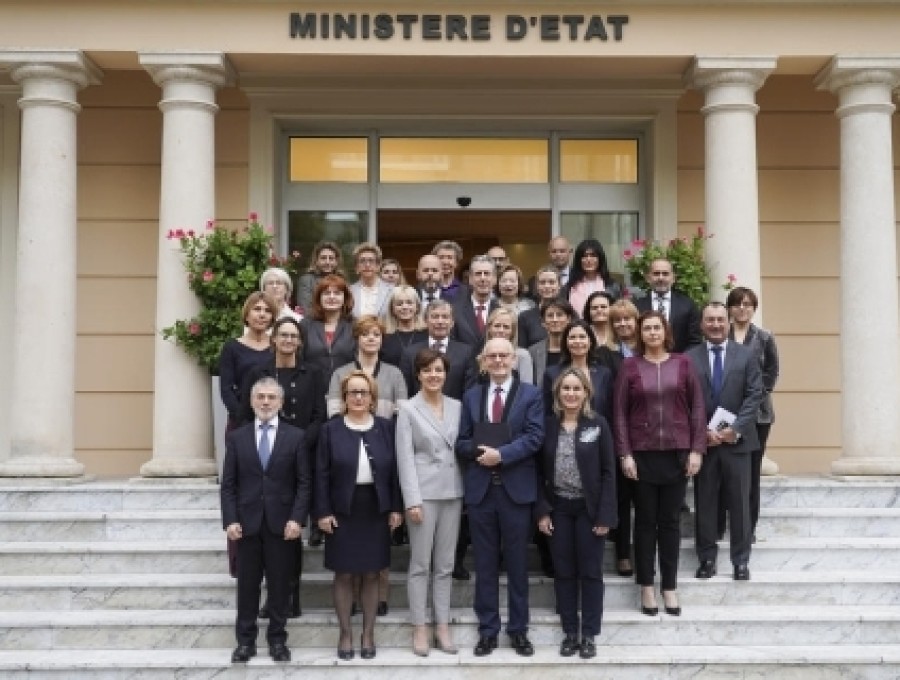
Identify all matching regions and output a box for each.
[160,215,302,375]
[623,227,732,308]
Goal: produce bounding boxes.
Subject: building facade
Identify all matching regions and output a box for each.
[0,1,899,477]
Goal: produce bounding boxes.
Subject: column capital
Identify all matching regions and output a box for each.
[815,56,900,118]
[139,51,236,90]
[685,56,777,93]
[0,49,102,90]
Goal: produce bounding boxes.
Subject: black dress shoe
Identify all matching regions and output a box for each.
[231,644,256,663]
[559,634,579,657]
[360,636,377,660]
[579,636,596,659]
[269,643,291,662]
[452,564,470,581]
[695,560,717,579]
[733,564,751,581]
[509,633,534,657]
[473,635,498,656]
[376,600,388,616]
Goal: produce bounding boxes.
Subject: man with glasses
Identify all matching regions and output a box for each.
[350,242,394,319]
[452,254,500,348]
[221,376,311,664]
[456,338,544,657]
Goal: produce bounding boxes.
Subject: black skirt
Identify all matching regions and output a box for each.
[323,484,390,573]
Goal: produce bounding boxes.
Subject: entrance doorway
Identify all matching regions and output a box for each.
[376,209,551,282]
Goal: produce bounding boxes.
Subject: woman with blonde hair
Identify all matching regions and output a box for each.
[316,370,403,660]
[484,307,534,384]
[380,285,427,367]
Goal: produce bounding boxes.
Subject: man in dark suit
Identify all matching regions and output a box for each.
[456,337,545,657]
[634,257,702,352]
[401,299,477,400]
[451,254,500,348]
[687,303,763,581]
[220,376,310,663]
[415,253,443,309]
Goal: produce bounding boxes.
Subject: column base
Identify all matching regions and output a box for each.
[760,455,779,476]
[140,457,217,478]
[831,456,900,476]
[0,456,85,478]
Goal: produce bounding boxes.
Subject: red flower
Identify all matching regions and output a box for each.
[188,322,201,336]
[206,219,215,230]
[202,270,214,282]
[174,228,186,238]
[623,249,633,260]
[187,229,195,237]
[249,211,259,222]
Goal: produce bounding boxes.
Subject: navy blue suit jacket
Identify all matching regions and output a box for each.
[456,378,544,506]
[220,420,310,536]
[314,416,402,519]
[535,415,618,529]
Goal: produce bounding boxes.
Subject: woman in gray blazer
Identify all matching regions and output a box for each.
[395,348,463,657]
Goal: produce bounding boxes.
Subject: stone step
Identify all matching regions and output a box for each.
[1,477,899,513]
[0,605,897,650]
[1,645,898,680]
[2,571,898,612]
[3,505,900,541]
[4,537,900,574]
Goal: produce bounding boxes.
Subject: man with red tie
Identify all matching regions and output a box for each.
[456,337,545,657]
[451,254,500,348]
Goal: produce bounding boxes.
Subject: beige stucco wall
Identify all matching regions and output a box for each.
[75,71,249,475]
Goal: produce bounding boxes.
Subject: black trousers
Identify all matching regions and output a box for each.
[548,497,606,637]
[235,523,297,647]
[614,464,635,561]
[632,466,687,590]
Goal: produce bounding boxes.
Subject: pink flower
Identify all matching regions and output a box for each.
[202,270,214,282]
[623,249,633,260]
[188,322,201,336]
[249,211,259,222]
[187,229,195,237]
[205,219,215,230]
[174,228,186,239]
[166,229,175,239]
[727,273,737,282]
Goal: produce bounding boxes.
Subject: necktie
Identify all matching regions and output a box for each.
[425,294,434,304]
[476,304,486,334]
[431,341,445,353]
[258,422,271,469]
[711,345,724,403]
[491,386,503,423]
[656,295,667,316]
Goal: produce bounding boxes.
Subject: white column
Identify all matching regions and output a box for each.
[0,51,101,477]
[139,53,234,478]
[687,56,780,476]
[816,56,900,475]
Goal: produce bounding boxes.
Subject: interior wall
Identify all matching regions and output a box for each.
[678,74,845,474]
[75,70,250,477]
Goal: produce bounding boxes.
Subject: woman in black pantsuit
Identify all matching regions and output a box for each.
[315,370,403,661]
[537,367,617,659]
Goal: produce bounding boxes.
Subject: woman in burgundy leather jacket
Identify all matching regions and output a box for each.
[612,310,706,617]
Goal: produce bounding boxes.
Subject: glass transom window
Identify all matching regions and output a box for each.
[379,138,548,183]
[289,137,368,182]
[560,139,638,183]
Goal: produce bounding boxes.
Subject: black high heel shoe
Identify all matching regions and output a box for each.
[360,634,376,659]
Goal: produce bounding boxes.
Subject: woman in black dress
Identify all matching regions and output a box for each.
[379,284,427,367]
[315,370,403,661]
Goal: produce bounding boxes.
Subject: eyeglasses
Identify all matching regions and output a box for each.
[357,257,378,265]
[264,281,286,287]
[346,389,371,398]
[276,333,299,340]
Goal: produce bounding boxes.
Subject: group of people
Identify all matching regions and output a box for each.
[218,235,780,663]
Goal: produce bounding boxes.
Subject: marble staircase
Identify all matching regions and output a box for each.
[0,477,898,678]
